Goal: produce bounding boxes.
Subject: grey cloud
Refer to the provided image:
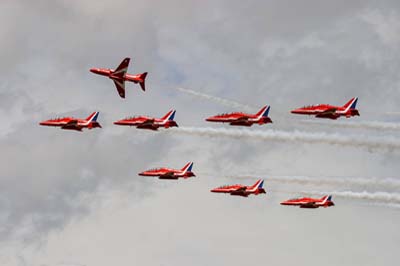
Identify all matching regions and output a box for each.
[1,0,400,265]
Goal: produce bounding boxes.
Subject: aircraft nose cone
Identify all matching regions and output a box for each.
[89,68,97,73]
[290,109,301,114]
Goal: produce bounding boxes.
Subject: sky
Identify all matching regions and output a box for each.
[1,0,400,265]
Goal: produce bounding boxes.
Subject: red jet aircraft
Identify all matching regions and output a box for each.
[210,179,265,197]
[114,110,178,130]
[39,112,101,132]
[138,162,195,179]
[291,97,359,119]
[205,105,272,126]
[90,57,147,98]
[280,195,334,208]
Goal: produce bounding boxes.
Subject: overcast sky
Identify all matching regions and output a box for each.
[1,0,400,265]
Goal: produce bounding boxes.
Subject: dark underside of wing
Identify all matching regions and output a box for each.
[316,108,337,117]
[61,120,81,131]
[299,202,319,208]
[136,119,157,130]
[112,79,126,98]
[234,116,249,122]
[158,172,177,179]
[230,116,252,126]
[229,186,248,196]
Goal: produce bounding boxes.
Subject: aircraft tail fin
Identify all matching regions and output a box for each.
[181,162,193,173]
[249,179,264,191]
[86,112,99,122]
[138,72,147,91]
[255,105,270,119]
[342,97,358,112]
[257,179,264,189]
[321,195,332,204]
[161,110,176,123]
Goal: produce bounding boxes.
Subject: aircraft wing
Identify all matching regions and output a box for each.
[299,201,318,208]
[136,119,158,130]
[159,171,177,179]
[229,186,249,197]
[61,120,81,131]
[234,116,249,122]
[64,120,78,127]
[234,186,247,192]
[139,119,155,127]
[318,108,337,116]
[113,79,126,98]
[113,57,130,78]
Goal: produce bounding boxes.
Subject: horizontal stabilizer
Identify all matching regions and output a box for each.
[139,72,147,91]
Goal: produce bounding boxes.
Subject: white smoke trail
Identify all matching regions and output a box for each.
[174,87,254,112]
[308,191,400,204]
[169,126,400,151]
[386,112,400,116]
[302,120,400,131]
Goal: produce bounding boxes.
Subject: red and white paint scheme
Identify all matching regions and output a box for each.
[138,162,195,179]
[39,112,101,132]
[291,97,359,119]
[90,57,147,98]
[210,179,266,197]
[280,195,334,208]
[205,105,272,126]
[114,110,178,131]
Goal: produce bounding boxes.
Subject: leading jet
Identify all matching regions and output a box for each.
[114,109,178,130]
[280,195,334,208]
[39,112,101,132]
[210,179,265,197]
[291,97,359,119]
[205,105,272,126]
[138,162,195,179]
[90,57,147,98]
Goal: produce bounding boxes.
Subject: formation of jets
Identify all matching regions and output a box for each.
[38,97,359,132]
[38,57,357,209]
